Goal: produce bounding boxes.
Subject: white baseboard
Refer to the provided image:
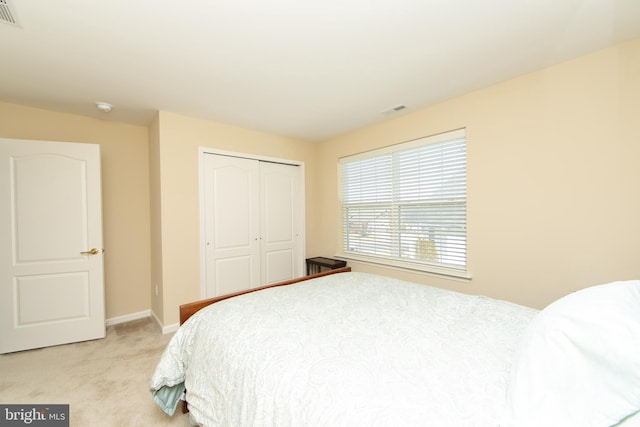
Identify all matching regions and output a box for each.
[105,310,179,335]
[150,310,179,335]
[105,310,151,327]
[162,323,179,334]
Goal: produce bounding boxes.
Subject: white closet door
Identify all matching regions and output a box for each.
[203,154,260,296]
[260,161,302,285]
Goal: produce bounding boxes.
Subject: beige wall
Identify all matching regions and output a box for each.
[151,111,317,326]
[2,37,638,325]
[148,115,164,322]
[0,102,151,319]
[316,38,640,309]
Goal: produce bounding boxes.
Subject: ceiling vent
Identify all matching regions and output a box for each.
[0,0,19,27]
[381,104,407,115]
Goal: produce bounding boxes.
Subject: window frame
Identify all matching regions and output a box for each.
[337,129,470,280]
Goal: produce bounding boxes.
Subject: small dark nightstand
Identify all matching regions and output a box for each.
[305,257,347,275]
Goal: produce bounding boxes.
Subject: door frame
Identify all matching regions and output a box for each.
[198,147,306,299]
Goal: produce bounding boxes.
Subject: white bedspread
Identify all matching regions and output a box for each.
[151,272,536,427]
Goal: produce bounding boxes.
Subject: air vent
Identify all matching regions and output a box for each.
[0,0,19,26]
[381,105,407,115]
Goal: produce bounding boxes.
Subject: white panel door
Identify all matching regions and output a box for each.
[260,162,302,284]
[203,154,260,296]
[0,138,105,354]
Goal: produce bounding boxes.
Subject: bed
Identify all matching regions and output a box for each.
[150,268,640,427]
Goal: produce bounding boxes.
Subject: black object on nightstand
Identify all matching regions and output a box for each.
[306,257,347,275]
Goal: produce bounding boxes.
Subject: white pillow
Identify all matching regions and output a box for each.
[505,280,640,427]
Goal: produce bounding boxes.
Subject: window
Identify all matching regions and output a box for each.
[339,129,467,278]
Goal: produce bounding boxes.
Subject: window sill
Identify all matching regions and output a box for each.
[336,253,472,282]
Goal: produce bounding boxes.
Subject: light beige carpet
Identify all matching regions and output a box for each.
[0,318,192,426]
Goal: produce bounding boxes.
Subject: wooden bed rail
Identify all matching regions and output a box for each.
[179,266,352,325]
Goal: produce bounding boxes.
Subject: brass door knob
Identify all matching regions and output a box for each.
[80,248,100,255]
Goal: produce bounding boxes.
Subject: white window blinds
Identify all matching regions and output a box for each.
[340,129,467,275]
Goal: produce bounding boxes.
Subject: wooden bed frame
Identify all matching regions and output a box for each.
[178,266,351,414]
[179,266,352,325]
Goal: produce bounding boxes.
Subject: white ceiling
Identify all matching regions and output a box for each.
[1,1,639,142]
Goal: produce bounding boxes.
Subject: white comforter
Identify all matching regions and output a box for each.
[151,272,536,427]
